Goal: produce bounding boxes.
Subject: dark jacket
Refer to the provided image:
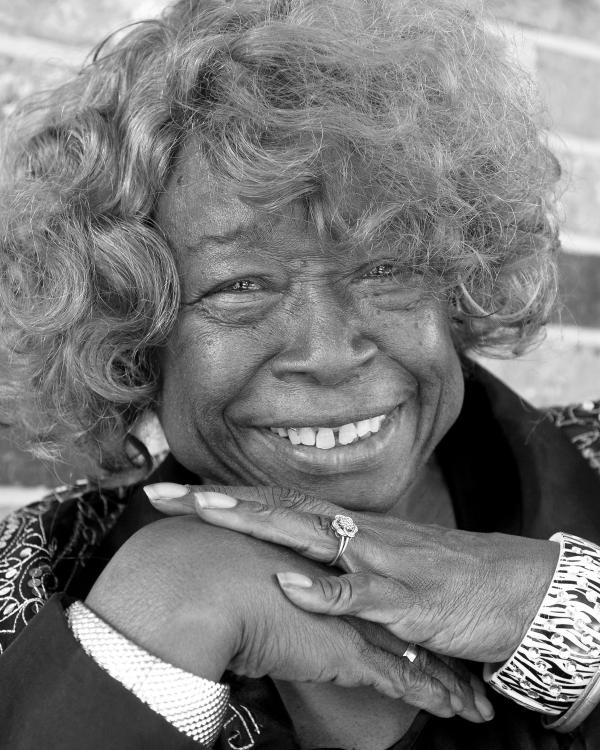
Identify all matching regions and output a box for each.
[1,365,600,749]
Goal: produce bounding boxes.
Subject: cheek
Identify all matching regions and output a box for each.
[383,303,461,375]
[416,310,464,423]
[388,305,464,419]
[158,317,269,428]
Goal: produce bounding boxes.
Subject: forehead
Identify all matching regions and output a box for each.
[156,136,258,244]
[154,136,384,271]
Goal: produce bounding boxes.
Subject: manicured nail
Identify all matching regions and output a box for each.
[276,572,314,589]
[473,692,495,721]
[144,483,189,502]
[194,491,238,509]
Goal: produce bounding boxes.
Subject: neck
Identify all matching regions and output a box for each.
[386,454,456,526]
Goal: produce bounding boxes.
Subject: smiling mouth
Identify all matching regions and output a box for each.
[267,412,390,450]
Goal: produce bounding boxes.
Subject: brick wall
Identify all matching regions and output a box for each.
[0,0,599,509]
[469,0,600,406]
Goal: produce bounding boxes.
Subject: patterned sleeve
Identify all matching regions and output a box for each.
[0,481,126,654]
[546,400,600,479]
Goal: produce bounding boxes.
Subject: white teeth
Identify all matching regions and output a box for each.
[338,422,358,445]
[298,427,316,446]
[355,419,371,437]
[287,428,302,445]
[316,427,335,449]
[270,412,389,448]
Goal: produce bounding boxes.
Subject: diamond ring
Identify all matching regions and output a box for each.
[328,514,358,566]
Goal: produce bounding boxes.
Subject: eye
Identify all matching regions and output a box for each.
[363,263,397,279]
[220,279,262,292]
[182,277,266,308]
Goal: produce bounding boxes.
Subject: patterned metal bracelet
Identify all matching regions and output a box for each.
[484,532,600,720]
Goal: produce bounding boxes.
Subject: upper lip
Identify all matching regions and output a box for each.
[254,405,400,429]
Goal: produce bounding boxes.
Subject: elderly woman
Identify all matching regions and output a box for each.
[1,0,600,747]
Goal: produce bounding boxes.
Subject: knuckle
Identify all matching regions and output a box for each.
[316,575,354,609]
[294,513,332,556]
[386,664,409,700]
[314,513,333,535]
[398,664,421,695]
[412,647,431,673]
[279,488,320,511]
[244,501,277,519]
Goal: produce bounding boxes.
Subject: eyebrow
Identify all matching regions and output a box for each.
[183,219,272,255]
[183,232,242,255]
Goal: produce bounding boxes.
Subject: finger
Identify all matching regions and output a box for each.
[435,655,494,720]
[260,617,457,720]
[435,654,494,721]
[277,570,428,641]
[143,483,196,514]
[360,642,461,718]
[145,482,342,513]
[200,501,345,563]
[409,652,492,722]
[330,627,456,717]
[144,482,345,521]
[201,485,343,515]
[146,481,366,568]
[282,572,495,718]
[348,618,493,722]
[423,657,493,721]
[143,483,245,516]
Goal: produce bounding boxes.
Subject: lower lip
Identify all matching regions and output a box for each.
[253,407,404,474]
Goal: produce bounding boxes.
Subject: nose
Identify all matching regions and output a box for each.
[270,290,378,387]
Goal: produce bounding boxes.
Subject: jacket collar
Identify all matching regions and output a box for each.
[438,361,600,541]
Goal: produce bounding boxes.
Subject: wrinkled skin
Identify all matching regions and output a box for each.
[88,136,498,737]
[155,136,465,513]
[86,515,486,723]
[147,484,558,664]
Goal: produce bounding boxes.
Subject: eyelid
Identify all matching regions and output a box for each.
[197,277,266,299]
[216,278,262,293]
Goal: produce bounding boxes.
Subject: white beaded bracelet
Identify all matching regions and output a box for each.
[67,601,230,746]
[484,532,600,724]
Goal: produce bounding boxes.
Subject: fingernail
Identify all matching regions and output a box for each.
[473,692,495,721]
[276,572,314,589]
[449,693,465,713]
[144,483,189,502]
[194,491,238,509]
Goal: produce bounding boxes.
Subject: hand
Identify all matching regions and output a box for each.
[85,514,490,721]
[140,486,498,721]
[145,483,559,664]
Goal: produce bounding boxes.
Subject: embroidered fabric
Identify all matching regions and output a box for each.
[546,400,600,479]
[0,482,126,654]
[0,481,263,748]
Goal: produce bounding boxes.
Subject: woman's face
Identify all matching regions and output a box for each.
[155,138,464,513]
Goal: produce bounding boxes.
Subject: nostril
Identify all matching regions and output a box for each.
[270,340,377,386]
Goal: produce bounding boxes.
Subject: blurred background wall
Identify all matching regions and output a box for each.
[0,0,599,515]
